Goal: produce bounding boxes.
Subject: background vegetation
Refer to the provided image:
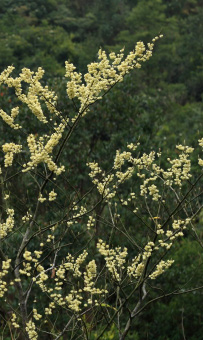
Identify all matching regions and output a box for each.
[0,0,202,339]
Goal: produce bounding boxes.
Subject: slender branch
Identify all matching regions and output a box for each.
[119,283,147,340]
[54,315,75,340]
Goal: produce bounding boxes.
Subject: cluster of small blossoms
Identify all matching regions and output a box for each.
[148,145,194,186]
[65,290,83,312]
[198,137,203,166]
[63,250,88,277]
[115,166,134,184]
[35,270,49,292]
[199,138,203,147]
[19,249,43,277]
[65,36,163,116]
[83,260,96,292]
[87,162,115,199]
[0,208,15,239]
[33,252,87,313]
[0,107,21,129]
[74,205,87,219]
[19,261,32,276]
[19,67,59,116]
[168,218,189,239]
[127,253,173,281]
[45,301,56,315]
[33,308,42,321]
[147,184,160,201]
[38,193,46,203]
[11,313,20,329]
[49,189,57,201]
[0,65,14,84]
[97,240,128,281]
[66,205,88,224]
[0,66,59,125]
[127,215,191,281]
[166,145,194,186]
[114,150,132,169]
[22,123,65,175]
[32,250,106,313]
[111,146,161,201]
[131,151,160,199]
[23,250,32,261]
[26,320,38,340]
[143,241,155,260]
[86,162,102,178]
[88,145,160,201]
[19,250,32,276]
[0,259,11,297]
[149,259,174,279]
[127,143,138,151]
[120,192,138,210]
[22,212,32,222]
[156,218,190,251]
[87,215,95,230]
[2,143,22,167]
[84,260,107,306]
[93,140,198,203]
[127,254,145,279]
[127,242,155,279]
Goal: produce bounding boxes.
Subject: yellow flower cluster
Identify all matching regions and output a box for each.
[22,212,32,222]
[198,137,203,166]
[63,250,88,277]
[2,143,22,167]
[0,66,59,125]
[127,254,145,279]
[166,145,193,186]
[11,313,20,329]
[49,189,57,201]
[38,193,46,203]
[84,260,96,292]
[87,215,95,230]
[97,239,128,281]
[84,260,106,306]
[0,259,11,297]
[143,241,155,260]
[65,290,83,312]
[0,208,15,239]
[23,250,32,261]
[0,107,21,129]
[114,150,132,169]
[35,271,49,291]
[149,260,174,279]
[33,308,42,321]
[26,320,38,340]
[86,162,102,178]
[127,242,155,279]
[65,35,163,117]
[127,214,191,280]
[87,162,115,199]
[19,249,44,277]
[19,261,32,276]
[4,194,9,200]
[22,123,65,175]
[87,139,199,206]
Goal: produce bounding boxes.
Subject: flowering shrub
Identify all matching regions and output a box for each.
[0,35,202,339]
